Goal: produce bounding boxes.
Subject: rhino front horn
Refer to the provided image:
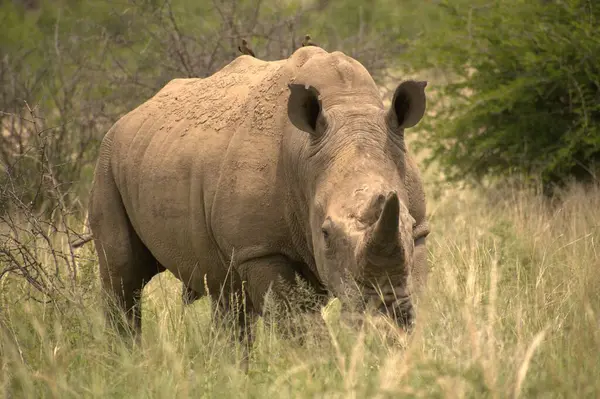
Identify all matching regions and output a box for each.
[370,191,400,249]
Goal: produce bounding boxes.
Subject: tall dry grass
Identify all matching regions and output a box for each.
[1,163,598,397]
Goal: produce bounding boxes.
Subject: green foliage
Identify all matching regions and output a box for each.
[407,0,600,193]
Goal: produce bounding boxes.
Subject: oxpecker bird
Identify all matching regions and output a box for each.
[238,39,256,57]
[301,34,318,47]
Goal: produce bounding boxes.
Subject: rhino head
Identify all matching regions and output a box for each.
[286,67,428,329]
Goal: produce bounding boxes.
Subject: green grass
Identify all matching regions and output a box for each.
[2,168,599,398]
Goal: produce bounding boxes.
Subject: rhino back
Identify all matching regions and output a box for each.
[104,55,295,282]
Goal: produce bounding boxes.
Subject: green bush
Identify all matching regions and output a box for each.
[407,0,600,194]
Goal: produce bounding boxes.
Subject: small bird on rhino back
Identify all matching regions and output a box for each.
[238,38,256,57]
[302,34,318,47]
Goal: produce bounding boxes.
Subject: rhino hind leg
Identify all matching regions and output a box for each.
[94,217,161,342]
[90,164,163,343]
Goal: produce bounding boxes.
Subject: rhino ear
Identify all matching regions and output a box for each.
[287,83,326,136]
[387,80,427,130]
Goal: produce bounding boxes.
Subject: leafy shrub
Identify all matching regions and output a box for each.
[407,0,600,194]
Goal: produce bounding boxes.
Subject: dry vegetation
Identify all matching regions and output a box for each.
[1,126,599,397]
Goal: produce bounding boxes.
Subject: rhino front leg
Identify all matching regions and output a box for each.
[181,282,201,305]
[236,255,329,353]
[213,286,256,371]
[236,255,304,316]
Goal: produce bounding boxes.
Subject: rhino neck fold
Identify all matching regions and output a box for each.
[280,146,320,277]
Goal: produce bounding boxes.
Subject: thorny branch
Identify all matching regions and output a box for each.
[1,107,92,302]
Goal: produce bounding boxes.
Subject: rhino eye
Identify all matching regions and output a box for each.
[322,227,333,249]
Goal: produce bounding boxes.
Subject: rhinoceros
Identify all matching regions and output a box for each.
[88,46,430,339]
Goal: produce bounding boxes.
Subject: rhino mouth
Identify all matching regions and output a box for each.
[358,283,415,329]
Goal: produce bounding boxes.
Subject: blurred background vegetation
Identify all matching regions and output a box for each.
[405,0,600,195]
[2,0,599,206]
[1,0,598,220]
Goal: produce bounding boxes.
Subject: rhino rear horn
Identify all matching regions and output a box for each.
[387,80,427,130]
[287,83,326,136]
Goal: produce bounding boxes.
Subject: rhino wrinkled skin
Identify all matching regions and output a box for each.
[88,46,431,338]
